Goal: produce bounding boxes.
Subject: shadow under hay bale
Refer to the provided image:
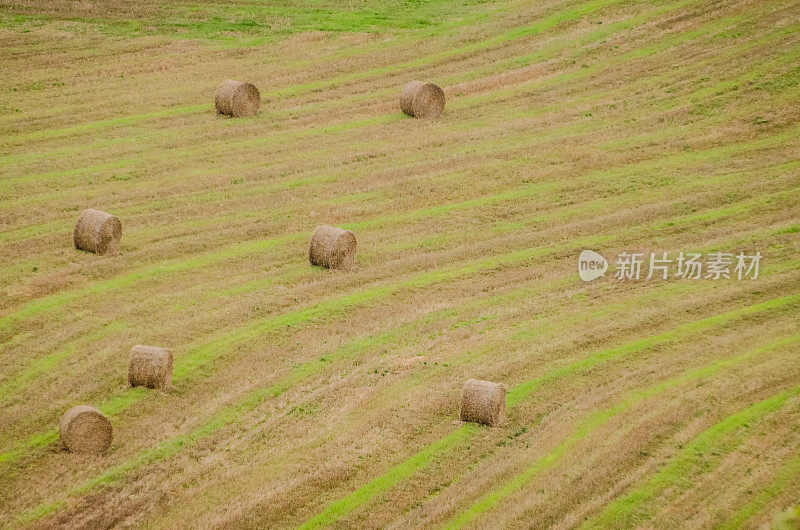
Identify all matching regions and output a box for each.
[59,405,112,454]
[400,81,445,119]
[460,379,506,427]
[73,208,121,255]
[128,345,173,390]
[309,225,357,270]
[215,80,261,118]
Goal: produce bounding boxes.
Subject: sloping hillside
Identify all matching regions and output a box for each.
[1,0,799,527]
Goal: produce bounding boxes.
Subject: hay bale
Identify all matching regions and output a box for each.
[215,80,261,118]
[459,379,506,427]
[309,225,357,270]
[73,208,122,254]
[400,81,445,119]
[59,405,112,454]
[128,345,173,390]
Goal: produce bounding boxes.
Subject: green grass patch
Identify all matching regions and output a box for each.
[298,295,800,528]
[6,124,794,337]
[2,183,795,468]
[447,336,800,528]
[507,292,800,407]
[585,381,800,528]
[0,0,633,145]
[717,452,800,529]
[0,321,130,404]
[300,424,479,529]
[1,0,493,42]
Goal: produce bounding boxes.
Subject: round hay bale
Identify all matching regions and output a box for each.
[215,80,261,118]
[400,81,445,119]
[128,345,173,390]
[459,379,506,427]
[309,225,357,270]
[59,405,112,454]
[73,208,122,254]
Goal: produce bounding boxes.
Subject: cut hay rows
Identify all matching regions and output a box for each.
[2,0,800,526]
[444,352,800,529]
[4,114,795,338]
[0,0,609,145]
[3,222,795,468]
[19,285,800,525]
[3,176,796,462]
[1,11,788,230]
[1,180,797,469]
[1,29,792,266]
[578,380,800,529]
[297,292,800,529]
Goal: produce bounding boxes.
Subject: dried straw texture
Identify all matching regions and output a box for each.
[400,81,446,119]
[309,225,357,270]
[59,405,113,454]
[459,379,506,427]
[73,208,122,254]
[772,506,800,529]
[128,345,173,390]
[215,80,261,118]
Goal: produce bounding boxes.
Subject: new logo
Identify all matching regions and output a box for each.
[578,250,608,282]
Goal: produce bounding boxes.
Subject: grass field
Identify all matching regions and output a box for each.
[1,0,799,527]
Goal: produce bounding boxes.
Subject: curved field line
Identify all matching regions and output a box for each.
[162,258,800,525]
[15,292,800,525]
[580,382,800,528]
[719,452,800,529]
[0,0,630,147]
[2,173,794,451]
[3,14,794,256]
[1,177,796,465]
[3,213,795,458]
[3,3,796,520]
[4,233,796,524]
[2,154,793,428]
[4,2,771,193]
[0,321,130,403]
[1,9,789,261]
[444,338,800,529]
[0,0,532,119]
[0,0,718,183]
[0,145,785,461]
[3,113,796,340]
[295,294,800,529]
[1,220,791,464]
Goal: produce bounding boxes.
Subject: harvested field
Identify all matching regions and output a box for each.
[1,0,799,527]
